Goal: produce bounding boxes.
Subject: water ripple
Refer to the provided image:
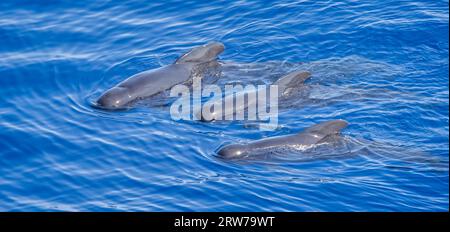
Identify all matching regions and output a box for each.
[0,0,448,211]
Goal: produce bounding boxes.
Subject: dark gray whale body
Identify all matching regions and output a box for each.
[97,42,225,109]
[217,120,348,159]
[195,70,311,121]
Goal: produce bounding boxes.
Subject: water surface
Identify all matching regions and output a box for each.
[0,0,448,211]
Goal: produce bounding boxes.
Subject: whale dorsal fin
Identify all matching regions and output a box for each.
[273,70,311,96]
[175,42,225,64]
[301,120,348,143]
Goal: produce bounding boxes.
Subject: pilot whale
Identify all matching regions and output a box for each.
[195,70,311,121]
[217,120,348,159]
[96,42,225,109]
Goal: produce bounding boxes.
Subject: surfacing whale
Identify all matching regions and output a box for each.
[96,42,225,109]
[195,70,311,121]
[217,120,348,159]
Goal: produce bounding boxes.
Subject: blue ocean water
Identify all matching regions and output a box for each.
[0,0,448,211]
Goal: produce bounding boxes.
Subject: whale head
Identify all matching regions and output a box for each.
[96,87,132,109]
[175,42,225,64]
[217,144,249,159]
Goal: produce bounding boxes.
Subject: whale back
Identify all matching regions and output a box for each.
[253,120,348,148]
[175,42,225,64]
